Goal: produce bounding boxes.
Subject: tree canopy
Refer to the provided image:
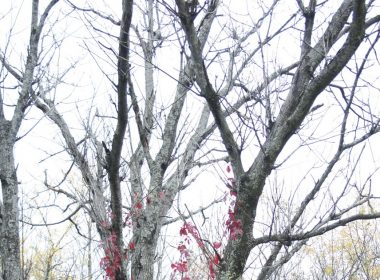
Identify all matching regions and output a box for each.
[1,0,380,279]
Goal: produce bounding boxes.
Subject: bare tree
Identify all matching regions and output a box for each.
[175,0,380,279]
[0,1,60,279]
[34,0,221,278]
[22,0,380,280]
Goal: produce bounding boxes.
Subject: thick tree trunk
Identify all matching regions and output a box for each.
[131,237,157,280]
[130,204,163,280]
[0,121,21,280]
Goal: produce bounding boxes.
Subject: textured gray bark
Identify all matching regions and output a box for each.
[0,124,21,280]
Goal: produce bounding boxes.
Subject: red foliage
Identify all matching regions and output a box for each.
[171,261,188,273]
[173,222,224,279]
[135,201,143,209]
[213,241,222,249]
[100,232,123,280]
[171,241,191,279]
[128,241,135,250]
[172,226,195,279]
[226,165,231,173]
[226,209,243,241]
[123,212,132,227]
[179,225,188,236]
[208,254,221,279]
[212,254,220,265]
[180,222,204,248]
[177,243,190,258]
[208,261,216,279]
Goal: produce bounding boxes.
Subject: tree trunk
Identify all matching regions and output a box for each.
[0,121,21,280]
[131,239,157,280]
[130,208,162,280]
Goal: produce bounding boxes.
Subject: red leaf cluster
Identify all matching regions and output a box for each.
[171,261,188,273]
[99,232,126,280]
[226,210,243,240]
[173,222,225,279]
[128,241,135,250]
[226,165,231,173]
[212,241,222,249]
[180,222,205,248]
[171,241,190,279]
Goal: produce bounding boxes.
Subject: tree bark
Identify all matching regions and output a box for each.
[0,122,21,280]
